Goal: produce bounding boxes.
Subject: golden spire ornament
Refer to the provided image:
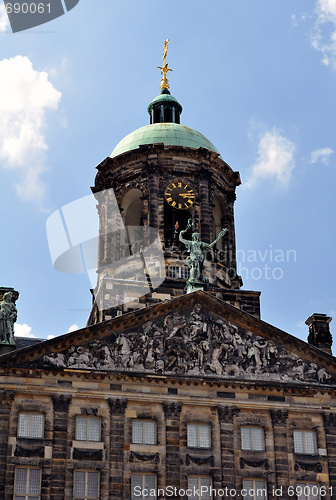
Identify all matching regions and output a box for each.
[157,38,172,91]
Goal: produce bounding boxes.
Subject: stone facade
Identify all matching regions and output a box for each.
[1,292,336,499]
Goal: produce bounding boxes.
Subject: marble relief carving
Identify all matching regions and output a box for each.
[41,304,334,385]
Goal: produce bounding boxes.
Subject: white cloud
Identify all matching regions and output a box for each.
[0,5,10,33]
[47,334,55,340]
[311,146,334,163]
[244,128,295,189]
[311,0,336,68]
[67,324,79,333]
[14,323,35,338]
[291,14,299,27]
[0,56,61,203]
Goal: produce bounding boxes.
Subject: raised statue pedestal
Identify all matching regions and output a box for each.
[186,281,205,294]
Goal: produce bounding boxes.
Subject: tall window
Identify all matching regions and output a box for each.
[243,479,267,500]
[132,420,156,445]
[241,427,264,451]
[18,413,44,439]
[73,470,99,500]
[187,424,211,448]
[188,477,212,500]
[132,473,156,499]
[296,482,320,500]
[14,467,41,500]
[294,431,317,455]
[76,416,101,442]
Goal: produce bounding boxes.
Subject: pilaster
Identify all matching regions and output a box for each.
[0,390,14,500]
[218,406,239,497]
[164,402,182,498]
[51,395,71,499]
[270,410,289,491]
[109,398,127,499]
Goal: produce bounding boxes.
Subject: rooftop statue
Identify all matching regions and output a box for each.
[157,38,172,91]
[179,219,227,286]
[0,292,17,345]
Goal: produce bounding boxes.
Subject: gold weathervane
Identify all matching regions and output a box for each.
[157,38,172,91]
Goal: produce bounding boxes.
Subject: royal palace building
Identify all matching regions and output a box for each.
[0,44,336,500]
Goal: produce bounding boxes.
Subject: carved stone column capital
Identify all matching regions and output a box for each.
[163,402,182,418]
[270,409,288,426]
[0,389,14,407]
[226,191,237,204]
[323,412,336,431]
[52,394,72,412]
[199,167,212,182]
[218,406,239,423]
[109,398,127,415]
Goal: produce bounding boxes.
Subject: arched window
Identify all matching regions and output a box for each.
[164,106,172,122]
[121,189,144,249]
[212,197,224,251]
[154,107,161,123]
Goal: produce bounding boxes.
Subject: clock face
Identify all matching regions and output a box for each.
[164,181,195,210]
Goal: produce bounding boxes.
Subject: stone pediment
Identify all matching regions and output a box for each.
[2,292,336,386]
[24,293,335,386]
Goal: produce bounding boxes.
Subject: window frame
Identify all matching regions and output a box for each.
[73,469,100,500]
[187,423,211,449]
[293,430,317,455]
[17,412,44,439]
[242,479,267,500]
[241,426,265,452]
[14,466,41,500]
[75,415,101,442]
[132,419,156,445]
[168,265,190,280]
[131,473,157,499]
[187,476,212,500]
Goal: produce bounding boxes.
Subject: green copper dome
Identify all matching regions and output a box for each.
[110,123,222,158]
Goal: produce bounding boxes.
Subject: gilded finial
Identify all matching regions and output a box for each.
[157,38,172,91]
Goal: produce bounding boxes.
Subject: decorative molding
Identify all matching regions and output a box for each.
[73,448,103,461]
[130,451,160,463]
[15,444,44,458]
[108,398,127,415]
[52,394,71,412]
[186,454,214,466]
[218,406,239,423]
[240,457,269,469]
[294,461,322,473]
[80,407,98,416]
[163,402,182,418]
[270,410,288,426]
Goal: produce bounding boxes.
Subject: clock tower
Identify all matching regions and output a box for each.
[87,44,260,325]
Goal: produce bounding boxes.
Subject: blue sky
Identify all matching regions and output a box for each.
[1,0,336,350]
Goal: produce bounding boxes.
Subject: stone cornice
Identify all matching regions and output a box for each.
[1,365,336,397]
[93,145,240,187]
